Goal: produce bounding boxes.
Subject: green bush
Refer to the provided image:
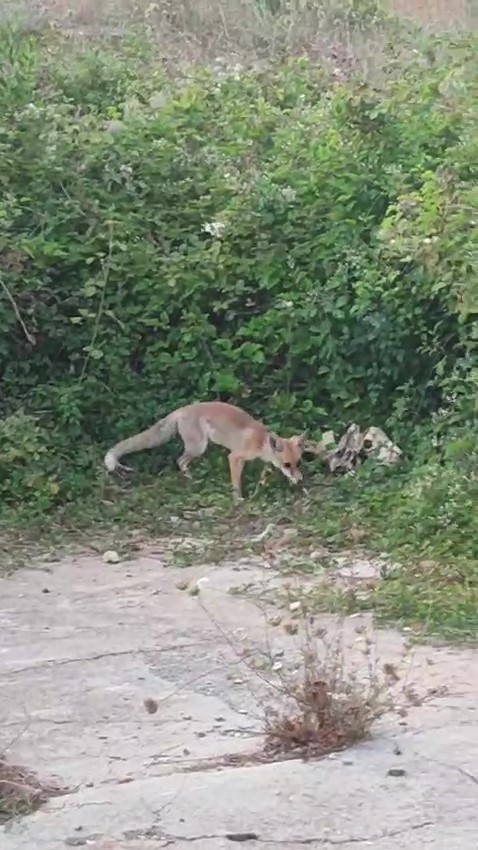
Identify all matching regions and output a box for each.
[0,27,477,510]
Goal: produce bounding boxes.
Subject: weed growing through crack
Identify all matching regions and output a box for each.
[262,616,399,758]
[264,628,444,758]
[195,596,445,765]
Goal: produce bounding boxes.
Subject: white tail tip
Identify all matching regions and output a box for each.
[104,450,117,472]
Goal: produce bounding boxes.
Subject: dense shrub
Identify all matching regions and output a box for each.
[0,28,476,509]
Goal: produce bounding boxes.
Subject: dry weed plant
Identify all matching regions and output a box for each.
[0,756,68,823]
[251,539,446,758]
[264,616,447,758]
[0,711,70,823]
[262,614,402,758]
[200,590,446,763]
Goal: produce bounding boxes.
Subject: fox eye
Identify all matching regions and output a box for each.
[284,462,292,469]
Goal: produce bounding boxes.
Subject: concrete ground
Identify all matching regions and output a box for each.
[1,549,478,849]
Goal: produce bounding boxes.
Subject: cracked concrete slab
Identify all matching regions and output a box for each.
[1,551,478,849]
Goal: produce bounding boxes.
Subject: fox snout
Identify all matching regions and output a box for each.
[280,463,302,484]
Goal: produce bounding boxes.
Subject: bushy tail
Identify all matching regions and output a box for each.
[104,412,178,472]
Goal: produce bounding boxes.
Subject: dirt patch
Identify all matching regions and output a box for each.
[389,0,470,28]
[1,0,474,71]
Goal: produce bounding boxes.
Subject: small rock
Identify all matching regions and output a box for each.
[143,698,158,715]
[149,91,169,109]
[268,614,282,627]
[42,588,50,594]
[103,549,120,564]
[289,600,301,612]
[284,621,298,635]
[188,584,200,596]
[387,767,407,777]
[321,429,335,447]
[196,576,209,588]
[347,526,366,544]
[105,119,125,135]
[418,559,436,570]
[176,579,189,591]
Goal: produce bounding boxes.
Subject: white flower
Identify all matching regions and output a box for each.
[280,186,297,203]
[203,220,226,238]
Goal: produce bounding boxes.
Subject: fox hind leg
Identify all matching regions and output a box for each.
[177,421,208,479]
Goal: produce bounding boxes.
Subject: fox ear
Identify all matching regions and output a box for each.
[291,431,307,450]
[269,434,283,452]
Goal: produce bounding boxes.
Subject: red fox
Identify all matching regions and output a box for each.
[104,401,305,500]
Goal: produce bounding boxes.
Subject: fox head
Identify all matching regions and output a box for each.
[269,433,306,485]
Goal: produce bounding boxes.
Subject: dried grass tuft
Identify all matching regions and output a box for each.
[0,757,68,823]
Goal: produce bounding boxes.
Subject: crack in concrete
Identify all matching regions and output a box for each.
[418,755,478,787]
[158,819,433,845]
[5,643,208,675]
[394,718,478,739]
[5,650,139,675]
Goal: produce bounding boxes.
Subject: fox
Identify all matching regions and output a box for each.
[104,401,306,501]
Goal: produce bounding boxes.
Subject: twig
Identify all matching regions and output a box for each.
[0,276,36,346]
[79,221,114,381]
